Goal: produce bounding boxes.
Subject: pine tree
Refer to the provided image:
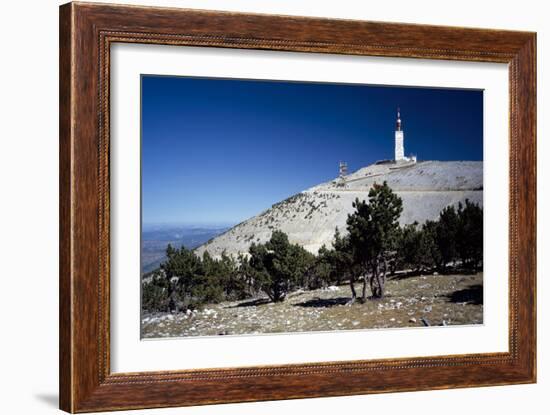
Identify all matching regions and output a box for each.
[161,244,203,311]
[329,227,360,301]
[346,182,403,300]
[312,245,333,289]
[397,222,437,273]
[435,205,459,270]
[248,230,314,302]
[456,200,483,269]
[421,220,442,271]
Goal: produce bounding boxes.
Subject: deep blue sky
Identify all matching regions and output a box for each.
[141,75,483,226]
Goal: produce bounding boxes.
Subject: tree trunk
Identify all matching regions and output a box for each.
[378,258,388,298]
[273,285,286,302]
[371,262,381,298]
[264,286,276,303]
[361,274,368,303]
[348,276,357,305]
[167,281,177,312]
[373,272,382,298]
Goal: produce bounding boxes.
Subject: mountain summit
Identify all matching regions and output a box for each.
[195,160,483,258]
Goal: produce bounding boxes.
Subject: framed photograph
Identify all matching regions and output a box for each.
[59,2,536,412]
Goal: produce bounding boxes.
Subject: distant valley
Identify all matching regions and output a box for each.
[141,225,230,274]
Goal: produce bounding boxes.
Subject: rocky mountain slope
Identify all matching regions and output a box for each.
[195,160,483,258]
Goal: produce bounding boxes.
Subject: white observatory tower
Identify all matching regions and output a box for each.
[394,107,405,162]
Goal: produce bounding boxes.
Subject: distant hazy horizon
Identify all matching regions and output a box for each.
[142,221,237,230]
[141,76,483,225]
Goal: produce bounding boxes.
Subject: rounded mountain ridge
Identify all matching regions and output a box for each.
[195,160,483,258]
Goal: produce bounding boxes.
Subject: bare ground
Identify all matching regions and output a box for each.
[141,272,483,339]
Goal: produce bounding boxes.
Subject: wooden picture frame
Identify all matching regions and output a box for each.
[59,2,536,412]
